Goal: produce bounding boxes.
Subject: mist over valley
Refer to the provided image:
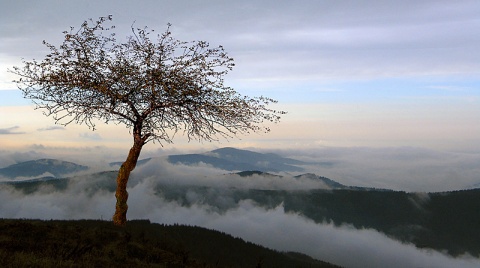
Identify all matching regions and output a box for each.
[1,147,479,267]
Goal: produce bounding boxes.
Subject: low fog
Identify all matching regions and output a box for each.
[1,156,479,268]
[3,146,480,191]
[263,146,480,192]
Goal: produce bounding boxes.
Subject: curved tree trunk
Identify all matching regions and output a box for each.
[113,138,143,226]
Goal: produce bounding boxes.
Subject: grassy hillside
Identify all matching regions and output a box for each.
[0,219,339,268]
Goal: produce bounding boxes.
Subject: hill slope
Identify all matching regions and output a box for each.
[0,219,339,267]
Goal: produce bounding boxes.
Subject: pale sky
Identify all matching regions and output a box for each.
[1,0,480,154]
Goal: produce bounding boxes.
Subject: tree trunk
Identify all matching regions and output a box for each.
[113,139,143,226]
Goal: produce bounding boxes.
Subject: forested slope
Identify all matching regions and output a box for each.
[0,219,339,267]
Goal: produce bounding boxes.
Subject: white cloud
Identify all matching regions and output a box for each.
[1,170,479,268]
[260,146,480,192]
[132,157,342,191]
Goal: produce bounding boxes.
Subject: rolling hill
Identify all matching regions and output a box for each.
[109,147,314,172]
[0,159,88,179]
[168,147,309,172]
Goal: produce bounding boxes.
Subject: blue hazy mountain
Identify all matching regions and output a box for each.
[110,147,333,172]
[0,159,88,179]
[168,147,310,172]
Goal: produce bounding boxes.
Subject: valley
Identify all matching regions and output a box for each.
[1,147,479,266]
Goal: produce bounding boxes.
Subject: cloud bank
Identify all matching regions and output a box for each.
[37,126,65,131]
[1,146,480,191]
[1,156,479,267]
[0,126,24,135]
[266,146,480,192]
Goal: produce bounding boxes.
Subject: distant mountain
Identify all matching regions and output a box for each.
[0,159,88,179]
[168,147,307,172]
[109,147,333,173]
[0,171,118,194]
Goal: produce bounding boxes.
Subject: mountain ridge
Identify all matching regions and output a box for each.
[168,147,309,172]
[0,158,88,179]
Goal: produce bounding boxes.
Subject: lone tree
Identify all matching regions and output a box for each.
[10,16,284,226]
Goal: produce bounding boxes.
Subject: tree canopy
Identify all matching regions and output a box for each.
[11,15,283,145]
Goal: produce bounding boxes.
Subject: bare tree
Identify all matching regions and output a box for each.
[10,16,285,226]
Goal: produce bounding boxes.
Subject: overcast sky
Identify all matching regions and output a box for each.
[1,0,479,153]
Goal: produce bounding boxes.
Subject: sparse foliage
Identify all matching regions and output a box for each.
[10,16,285,226]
